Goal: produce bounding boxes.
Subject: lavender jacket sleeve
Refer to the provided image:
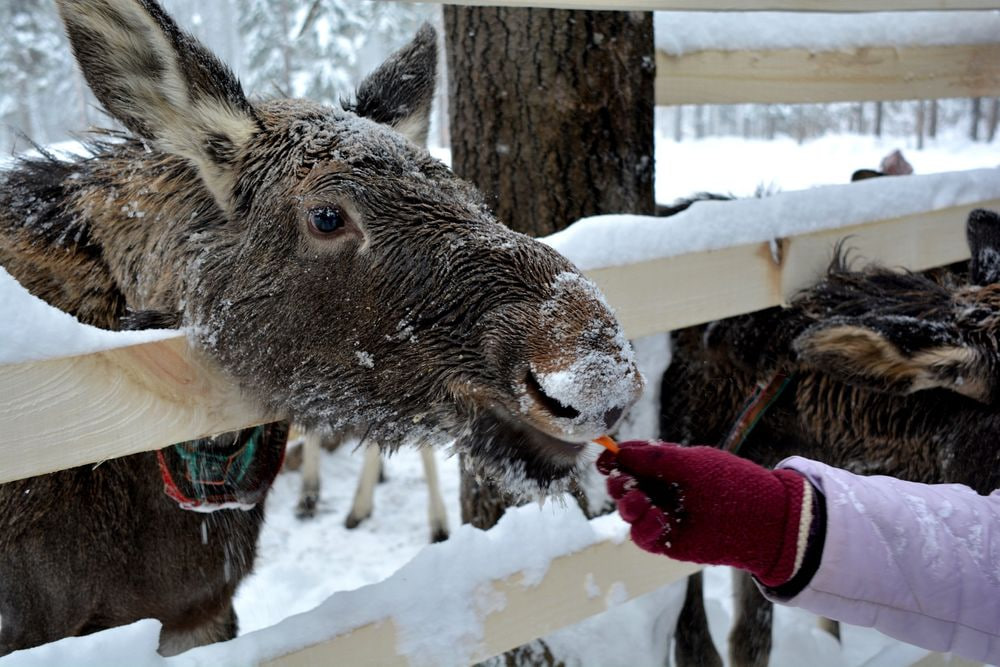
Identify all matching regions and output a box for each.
[761,456,1000,664]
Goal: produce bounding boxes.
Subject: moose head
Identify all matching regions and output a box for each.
[47,0,642,490]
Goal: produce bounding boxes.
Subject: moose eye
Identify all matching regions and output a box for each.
[307,207,346,236]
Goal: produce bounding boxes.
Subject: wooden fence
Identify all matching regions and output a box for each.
[2,1,999,664]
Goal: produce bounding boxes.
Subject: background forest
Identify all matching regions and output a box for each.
[1,0,996,155]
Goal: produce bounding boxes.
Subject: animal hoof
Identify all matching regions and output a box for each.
[344,513,367,529]
[430,527,449,543]
[295,495,318,519]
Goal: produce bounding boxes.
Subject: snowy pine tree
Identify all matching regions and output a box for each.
[236,0,435,104]
[0,0,78,150]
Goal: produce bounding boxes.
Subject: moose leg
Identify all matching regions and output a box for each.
[158,602,238,656]
[729,569,772,667]
[345,446,382,529]
[674,571,723,667]
[419,447,450,543]
[295,431,323,519]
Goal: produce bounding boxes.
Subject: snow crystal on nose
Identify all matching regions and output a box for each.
[533,344,640,424]
[534,272,640,423]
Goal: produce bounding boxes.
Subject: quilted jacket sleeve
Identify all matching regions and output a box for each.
[761,456,1000,664]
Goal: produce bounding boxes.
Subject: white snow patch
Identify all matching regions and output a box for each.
[604,581,629,608]
[355,350,375,369]
[1,619,165,667]
[654,134,1000,206]
[181,504,631,667]
[0,266,178,366]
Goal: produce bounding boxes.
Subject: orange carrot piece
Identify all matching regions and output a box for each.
[594,435,619,454]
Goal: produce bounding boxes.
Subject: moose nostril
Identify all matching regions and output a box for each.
[524,371,581,421]
[603,406,624,431]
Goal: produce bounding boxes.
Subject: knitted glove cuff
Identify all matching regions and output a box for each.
[763,478,827,598]
[756,470,815,587]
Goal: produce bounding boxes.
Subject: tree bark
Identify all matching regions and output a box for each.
[928,99,938,139]
[873,101,883,138]
[444,8,655,238]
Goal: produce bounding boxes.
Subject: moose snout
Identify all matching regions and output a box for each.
[499,269,644,441]
[520,352,643,440]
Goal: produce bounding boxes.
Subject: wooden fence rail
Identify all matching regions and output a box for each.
[656,43,1000,105]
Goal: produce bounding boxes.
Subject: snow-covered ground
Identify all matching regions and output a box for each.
[654,131,1000,204]
[3,130,997,665]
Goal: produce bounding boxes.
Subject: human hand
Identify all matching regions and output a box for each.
[597,441,812,587]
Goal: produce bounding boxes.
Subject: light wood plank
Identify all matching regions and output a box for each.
[589,198,1000,339]
[410,1,1000,11]
[0,336,271,484]
[656,43,1000,105]
[263,538,700,667]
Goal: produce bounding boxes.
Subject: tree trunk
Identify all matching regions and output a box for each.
[694,105,706,139]
[15,78,34,147]
[674,106,684,141]
[971,97,982,141]
[916,100,925,150]
[928,99,938,139]
[278,0,294,96]
[873,101,883,138]
[988,98,999,143]
[445,8,654,239]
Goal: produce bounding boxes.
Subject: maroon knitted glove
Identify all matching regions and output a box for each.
[597,441,815,587]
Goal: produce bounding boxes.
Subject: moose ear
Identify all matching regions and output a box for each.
[56,0,258,209]
[967,209,1000,286]
[794,316,991,403]
[348,24,437,146]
